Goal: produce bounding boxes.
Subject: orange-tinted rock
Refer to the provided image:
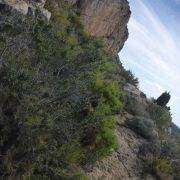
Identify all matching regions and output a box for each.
[67,0,131,54]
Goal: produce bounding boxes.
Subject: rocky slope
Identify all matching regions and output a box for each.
[0,0,130,54]
[87,86,156,180]
[87,83,178,180]
[0,1,179,180]
[87,116,148,180]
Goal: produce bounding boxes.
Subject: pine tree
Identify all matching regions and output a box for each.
[155,92,171,107]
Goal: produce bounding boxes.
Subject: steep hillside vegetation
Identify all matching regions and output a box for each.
[0,0,179,179]
[0,1,125,178]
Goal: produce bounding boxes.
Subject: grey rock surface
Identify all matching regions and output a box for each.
[0,0,51,21]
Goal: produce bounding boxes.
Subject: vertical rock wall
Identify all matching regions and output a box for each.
[66,0,131,54]
[0,0,131,54]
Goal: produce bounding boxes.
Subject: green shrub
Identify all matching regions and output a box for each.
[126,116,155,139]
[120,68,139,87]
[153,156,173,174]
[60,140,84,164]
[124,96,150,118]
[143,155,173,176]
[0,0,124,178]
[101,116,116,129]
[90,79,122,157]
[139,139,176,179]
[91,79,123,113]
[155,92,171,107]
[148,103,172,129]
[94,126,118,159]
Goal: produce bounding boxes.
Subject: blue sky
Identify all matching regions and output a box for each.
[119,0,180,126]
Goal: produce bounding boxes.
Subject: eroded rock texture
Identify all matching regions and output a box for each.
[82,0,130,54]
[86,113,157,180]
[0,0,130,54]
[66,0,131,54]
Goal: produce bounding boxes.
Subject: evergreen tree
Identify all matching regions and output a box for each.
[155,92,171,107]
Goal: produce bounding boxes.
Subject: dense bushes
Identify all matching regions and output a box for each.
[119,67,139,87]
[0,1,123,178]
[143,155,173,178]
[124,96,150,118]
[124,94,172,136]
[139,141,173,179]
[126,116,156,139]
[148,103,172,130]
[81,79,122,162]
[155,92,171,107]
[90,79,123,114]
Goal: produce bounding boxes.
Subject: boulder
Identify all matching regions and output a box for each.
[0,0,51,22]
[0,0,29,14]
[39,7,51,22]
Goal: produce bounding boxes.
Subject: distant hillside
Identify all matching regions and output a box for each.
[172,122,180,134]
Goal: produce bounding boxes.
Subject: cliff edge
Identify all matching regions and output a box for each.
[68,0,131,54]
[0,0,130,54]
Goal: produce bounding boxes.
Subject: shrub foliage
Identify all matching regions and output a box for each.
[126,116,155,139]
[0,1,123,178]
[155,92,171,107]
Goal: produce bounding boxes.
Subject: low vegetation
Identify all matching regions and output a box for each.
[124,93,172,135]
[148,102,172,131]
[0,1,123,178]
[124,96,150,118]
[124,84,176,179]
[126,116,156,139]
[139,141,174,179]
[119,66,139,87]
[0,0,179,179]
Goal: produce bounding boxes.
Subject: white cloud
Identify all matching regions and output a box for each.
[154,83,165,94]
[119,0,180,126]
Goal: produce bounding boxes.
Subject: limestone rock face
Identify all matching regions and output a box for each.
[66,0,131,54]
[81,0,130,54]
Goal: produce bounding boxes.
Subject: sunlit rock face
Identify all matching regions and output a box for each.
[66,0,131,54]
[1,0,130,53]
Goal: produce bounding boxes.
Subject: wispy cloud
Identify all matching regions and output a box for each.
[174,0,180,4]
[119,0,180,126]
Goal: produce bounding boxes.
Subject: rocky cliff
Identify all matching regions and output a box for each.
[67,0,131,54]
[0,0,130,54]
